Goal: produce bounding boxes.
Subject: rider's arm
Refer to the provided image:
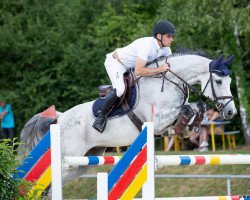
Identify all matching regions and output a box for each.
[0,111,8,117]
[0,104,9,118]
[135,57,169,77]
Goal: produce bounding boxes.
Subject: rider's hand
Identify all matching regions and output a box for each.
[159,63,170,73]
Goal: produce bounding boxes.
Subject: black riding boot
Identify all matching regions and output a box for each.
[92,89,118,133]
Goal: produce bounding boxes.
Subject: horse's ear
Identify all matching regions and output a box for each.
[217,54,225,62]
[223,55,234,66]
[211,54,225,68]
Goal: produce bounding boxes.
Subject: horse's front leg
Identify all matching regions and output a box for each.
[178,101,206,138]
[186,101,206,125]
[153,101,206,137]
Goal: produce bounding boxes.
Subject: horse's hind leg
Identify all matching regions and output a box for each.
[46,166,92,199]
[62,166,93,186]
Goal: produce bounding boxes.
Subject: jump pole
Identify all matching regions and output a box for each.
[50,124,63,200]
[64,154,250,167]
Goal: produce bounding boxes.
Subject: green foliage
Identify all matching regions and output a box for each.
[0,0,249,136]
[159,0,250,121]
[0,0,110,132]
[0,139,30,199]
[0,1,249,197]
[0,0,161,135]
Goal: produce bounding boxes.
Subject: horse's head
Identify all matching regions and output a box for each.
[200,54,237,119]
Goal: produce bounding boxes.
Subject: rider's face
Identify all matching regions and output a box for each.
[161,34,174,47]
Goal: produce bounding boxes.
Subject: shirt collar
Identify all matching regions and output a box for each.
[153,37,162,50]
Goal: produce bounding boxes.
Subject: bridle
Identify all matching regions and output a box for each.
[200,70,234,111]
[154,58,234,112]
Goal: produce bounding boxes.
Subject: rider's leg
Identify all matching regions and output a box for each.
[92,56,126,133]
[105,55,127,97]
[92,89,119,133]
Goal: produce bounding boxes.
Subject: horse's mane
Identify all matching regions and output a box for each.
[146,47,213,67]
[169,46,214,59]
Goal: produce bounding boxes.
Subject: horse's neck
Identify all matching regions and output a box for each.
[168,55,210,84]
[135,55,210,121]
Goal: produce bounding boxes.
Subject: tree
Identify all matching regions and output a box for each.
[0,0,161,135]
[0,0,109,133]
[159,0,250,144]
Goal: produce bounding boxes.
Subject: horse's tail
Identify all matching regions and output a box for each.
[19,106,61,154]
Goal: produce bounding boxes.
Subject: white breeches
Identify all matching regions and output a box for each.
[104,56,127,97]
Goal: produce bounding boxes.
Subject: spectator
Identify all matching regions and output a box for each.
[165,136,175,151]
[189,107,221,152]
[189,131,202,150]
[163,127,176,151]
[0,100,15,145]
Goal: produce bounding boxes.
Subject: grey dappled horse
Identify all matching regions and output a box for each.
[20,52,237,192]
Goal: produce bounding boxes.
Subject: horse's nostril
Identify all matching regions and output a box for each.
[228,110,233,116]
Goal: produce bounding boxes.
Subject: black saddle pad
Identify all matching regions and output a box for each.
[92,85,137,118]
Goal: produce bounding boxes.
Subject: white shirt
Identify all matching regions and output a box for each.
[108,37,172,69]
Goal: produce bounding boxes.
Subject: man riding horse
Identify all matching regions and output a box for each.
[93,20,175,133]
[19,18,237,195]
[93,20,203,135]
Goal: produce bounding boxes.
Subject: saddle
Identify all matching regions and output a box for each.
[93,71,143,131]
[98,71,134,108]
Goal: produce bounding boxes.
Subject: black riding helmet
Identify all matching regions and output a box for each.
[153,20,176,37]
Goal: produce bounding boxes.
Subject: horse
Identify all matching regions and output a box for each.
[19,51,237,192]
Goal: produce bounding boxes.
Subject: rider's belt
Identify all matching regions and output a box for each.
[112,51,123,65]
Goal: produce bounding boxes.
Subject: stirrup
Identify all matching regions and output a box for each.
[92,115,107,133]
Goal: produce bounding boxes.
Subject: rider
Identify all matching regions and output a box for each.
[93,20,176,133]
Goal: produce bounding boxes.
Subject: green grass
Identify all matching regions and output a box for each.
[63,148,250,199]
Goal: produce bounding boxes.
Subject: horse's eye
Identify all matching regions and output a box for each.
[216,80,222,84]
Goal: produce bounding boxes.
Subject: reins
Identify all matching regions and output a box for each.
[131,56,233,112]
